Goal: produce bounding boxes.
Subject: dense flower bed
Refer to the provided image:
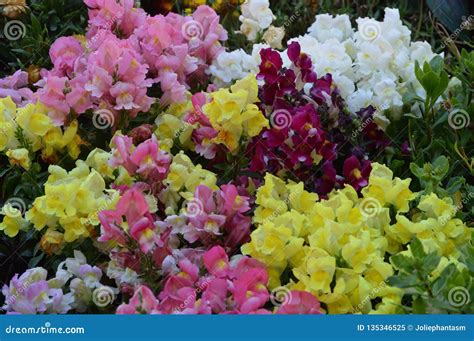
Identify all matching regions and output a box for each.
[0,0,472,315]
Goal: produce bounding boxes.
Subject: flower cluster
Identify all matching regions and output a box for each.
[9,1,227,128]
[0,70,34,106]
[26,160,120,244]
[116,245,322,314]
[0,0,471,316]
[246,42,385,196]
[238,0,275,41]
[242,163,471,313]
[208,44,267,88]
[2,251,116,314]
[0,98,83,162]
[156,75,269,158]
[293,8,439,114]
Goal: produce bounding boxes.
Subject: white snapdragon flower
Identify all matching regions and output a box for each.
[239,17,262,41]
[382,8,411,48]
[239,0,275,41]
[347,88,374,113]
[356,41,392,77]
[209,47,264,88]
[313,39,351,72]
[372,77,403,108]
[307,13,353,42]
[262,25,285,49]
[410,41,437,64]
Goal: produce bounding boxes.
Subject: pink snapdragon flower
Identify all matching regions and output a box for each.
[116,285,160,314]
[49,36,84,77]
[202,246,229,278]
[276,291,323,314]
[129,135,171,181]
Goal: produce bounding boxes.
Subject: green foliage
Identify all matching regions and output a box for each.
[0,0,87,76]
[410,155,465,197]
[414,56,449,112]
[388,237,474,314]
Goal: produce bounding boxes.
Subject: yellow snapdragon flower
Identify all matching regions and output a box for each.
[0,204,28,237]
[25,160,119,243]
[203,75,269,153]
[6,148,31,170]
[242,163,472,313]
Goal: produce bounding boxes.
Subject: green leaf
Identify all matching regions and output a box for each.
[28,253,44,268]
[446,177,465,195]
[390,253,415,271]
[432,155,449,179]
[421,252,441,277]
[421,72,440,98]
[410,162,424,179]
[412,296,427,314]
[387,273,419,288]
[429,55,445,73]
[410,237,427,260]
[432,264,457,295]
